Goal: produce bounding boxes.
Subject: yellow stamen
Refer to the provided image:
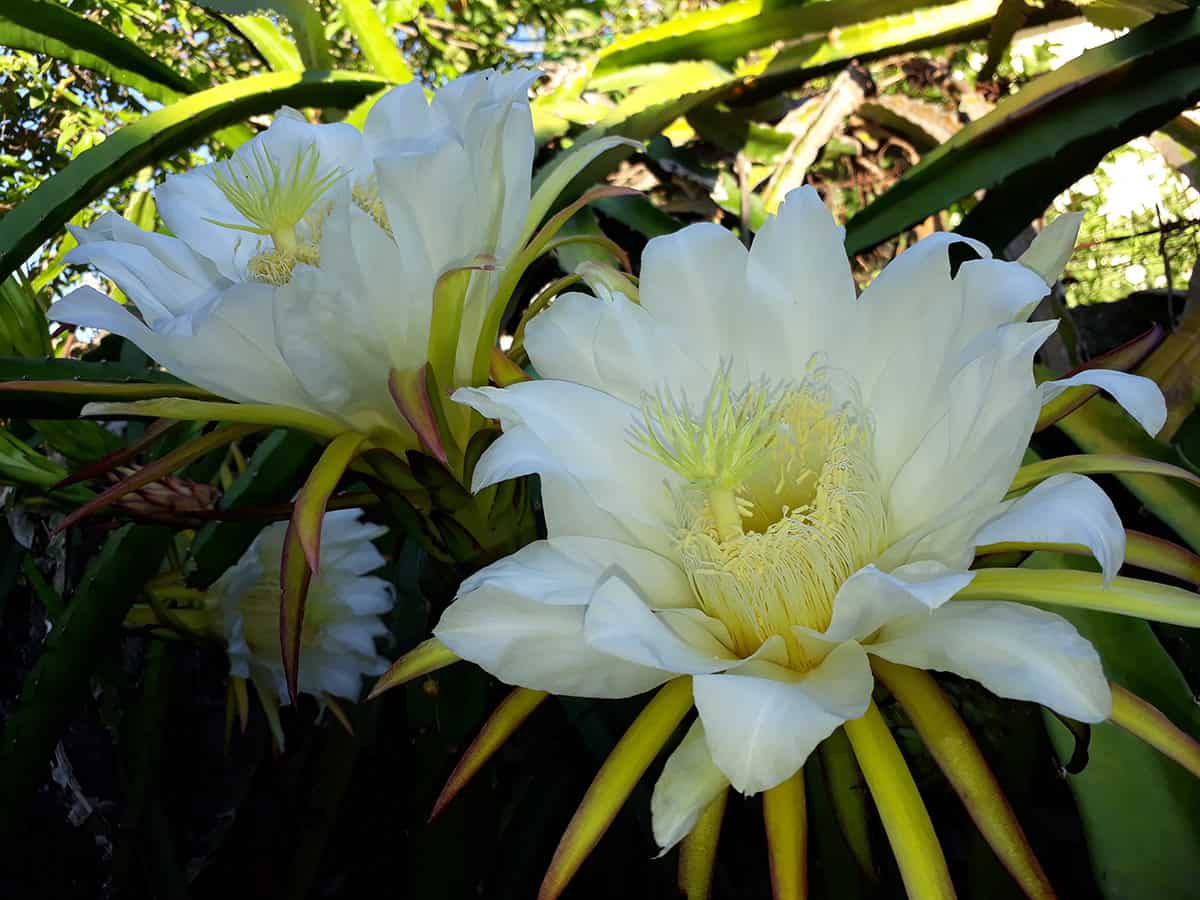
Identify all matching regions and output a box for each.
[207,143,343,285]
[352,176,392,235]
[207,142,343,239]
[631,365,788,490]
[636,366,887,668]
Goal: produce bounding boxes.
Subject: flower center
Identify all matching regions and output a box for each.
[634,367,887,668]
[207,143,389,286]
[237,579,327,660]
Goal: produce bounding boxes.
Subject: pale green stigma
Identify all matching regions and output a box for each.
[630,366,789,491]
[206,142,344,248]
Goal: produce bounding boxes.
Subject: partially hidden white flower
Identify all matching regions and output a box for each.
[209,509,394,704]
[50,69,538,444]
[432,187,1167,850]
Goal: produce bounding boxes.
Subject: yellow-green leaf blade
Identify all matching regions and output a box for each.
[341,0,412,82]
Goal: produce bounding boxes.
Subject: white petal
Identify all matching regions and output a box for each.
[693,642,872,794]
[524,290,714,406]
[637,222,750,378]
[885,321,1055,542]
[433,583,669,699]
[455,381,680,551]
[973,473,1125,582]
[744,187,857,378]
[869,601,1111,722]
[155,167,258,281]
[65,212,227,321]
[539,470,647,547]
[273,209,420,438]
[374,137,476,278]
[523,292,606,386]
[1019,212,1083,287]
[651,720,729,853]
[584,575,735,673]
[435,536,692,698]
[1039,369,1166,436]
[363,81,435,154]
[858,238,1050,491]
[49,285,315,410]
[823,562,975,644]
[457,535,692,609]
[315,202,431,366]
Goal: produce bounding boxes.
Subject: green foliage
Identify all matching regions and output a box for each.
[847,8,1200,254]
[0,524,173,835]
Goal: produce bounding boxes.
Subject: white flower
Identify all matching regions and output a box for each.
[210,509,394,703]
[432,187,1166,849]
[50,69,538,442]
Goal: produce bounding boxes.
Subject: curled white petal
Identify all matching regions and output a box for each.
[869,601,1111,723]
[693,642,872,795]
[651,720,729,853]
[583,575,735,674]
[974,473,1125,582]
[1040,369,1167,436]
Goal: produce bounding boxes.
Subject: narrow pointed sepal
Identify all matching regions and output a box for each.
[250,674,287,752]
[82,397,346,440]
[367,637,460,699]
[539,677,694,900]
[490,347,531,386]
[0,380,216,400]
[324,694,356,737]
[431,687,548,820]
[389,366,449,466]
[427,257,496,391]
[521,135,641,248]
[955,568,1200,627]
[280,514,313,706]
[872,659,1055,900]
[819,727,878,882]
[1109,682,1200,779]
[1009,453,1200,494]
[678,789,728,900]
[843,704,957,900]
[293,430,368,574]
[53,418,177,490]
[1124,531,1200,585]
[233,676,250,735]
[763,769,808,900]
[977,530,1200,587]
